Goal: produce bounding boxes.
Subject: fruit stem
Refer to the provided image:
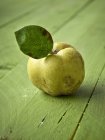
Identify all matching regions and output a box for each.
[50,49,59,55]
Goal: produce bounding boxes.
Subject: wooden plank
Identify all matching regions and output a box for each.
[73,65,105,140]
[0,0,105,139]
[0,0,90,79]
[0,0,48,27]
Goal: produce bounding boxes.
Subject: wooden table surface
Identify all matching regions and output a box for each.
[0,0,105,139]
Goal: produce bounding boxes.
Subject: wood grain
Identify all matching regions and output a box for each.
[73,65,105,140]
[0,0,105,140]
[0,0,48,27]
[0,0,90,79]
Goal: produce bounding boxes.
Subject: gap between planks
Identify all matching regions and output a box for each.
[0,0,95,80]
[70,63,105,140]
[0,0,47,29]
[0,9,36,29]
[53,0,95,34]
[0,0,94,29]
[0,0,94,30]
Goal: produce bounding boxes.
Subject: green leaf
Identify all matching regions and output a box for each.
[15,25,53,59]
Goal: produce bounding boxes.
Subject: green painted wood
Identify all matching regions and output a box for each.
[0,0,48,27]
[73,65,105,140]
[0,0,105,139]
[0,0,90,79]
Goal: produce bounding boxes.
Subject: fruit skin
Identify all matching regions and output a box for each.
[27,42,85,96]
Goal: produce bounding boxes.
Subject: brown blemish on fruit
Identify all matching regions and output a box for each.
[63,76,74,87]
[43,78,46,85]
[41,78,48,89]
[41,78,52,94]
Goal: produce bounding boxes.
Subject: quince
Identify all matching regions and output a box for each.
[27,42,85,96]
